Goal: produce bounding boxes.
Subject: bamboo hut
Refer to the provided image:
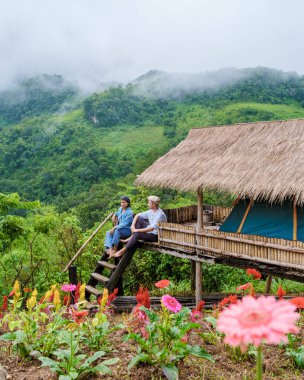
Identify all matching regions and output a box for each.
[136,119,304,302]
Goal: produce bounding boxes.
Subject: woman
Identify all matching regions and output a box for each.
[104,196,133,256]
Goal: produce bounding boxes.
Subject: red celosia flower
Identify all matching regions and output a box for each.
[72,310,88,324]
[23,288,32,293]
[9,289,15,297]
[133,304,149,322]
[236,283,254,296]
[180,333,189,343]
[219,295,238,308]
[74,283,81,304]
[236,283,252,291]
[277,285,286,299]
[1,296,8,311]
[155,279,170,289]
[196,300,205,312]
[246,268,262,280]
[108,288,119,305]
[289,297,304,309]
[136,287,150,309]
[63,295,70,306]
[38,296,45,304]
[140,327,149,340]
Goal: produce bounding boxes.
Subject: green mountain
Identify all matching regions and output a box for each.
[1,68,304,228]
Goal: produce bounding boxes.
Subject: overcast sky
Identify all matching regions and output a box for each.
[1,0,303,90]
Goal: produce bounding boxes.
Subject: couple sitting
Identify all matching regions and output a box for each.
[104,195,167,258]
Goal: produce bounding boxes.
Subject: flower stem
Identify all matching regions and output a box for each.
[256,345,263,380]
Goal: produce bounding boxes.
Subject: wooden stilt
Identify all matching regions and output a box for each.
[195,188,203,306]
[265,275,273,294]
[191,261,196,291]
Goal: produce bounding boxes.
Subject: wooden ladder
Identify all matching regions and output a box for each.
[85,248,136,299]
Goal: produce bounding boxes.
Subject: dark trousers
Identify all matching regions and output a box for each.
[125,216,158,250]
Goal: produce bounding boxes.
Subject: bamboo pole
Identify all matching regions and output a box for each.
[237,198,253,233]
[293,203,298,241]
[63,212,113,272]
[196,188,203,306]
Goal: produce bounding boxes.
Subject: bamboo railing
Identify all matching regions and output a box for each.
[158,221,304,268]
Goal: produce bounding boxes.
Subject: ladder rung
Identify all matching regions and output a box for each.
[90,273,110,284]
[85,285,102,297]
[97,261,117,270]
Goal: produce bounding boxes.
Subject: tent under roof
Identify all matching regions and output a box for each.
[136,119,304,205]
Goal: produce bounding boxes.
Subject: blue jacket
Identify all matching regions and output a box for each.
[115,207,133,230]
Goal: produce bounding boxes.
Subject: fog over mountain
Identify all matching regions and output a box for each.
[1,0,304,91]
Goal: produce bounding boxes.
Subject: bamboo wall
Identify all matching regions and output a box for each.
[158,222,304,268]
[162,204,232,224]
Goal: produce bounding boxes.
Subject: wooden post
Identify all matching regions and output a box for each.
[191,261,196,291]
[68,265,78,304]
[264,275,273,294]
[195,188,203,306]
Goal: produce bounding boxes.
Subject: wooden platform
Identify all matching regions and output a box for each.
[144,243,304,282]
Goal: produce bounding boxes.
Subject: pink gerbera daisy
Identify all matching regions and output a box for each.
[217,296,299,351]
[161,295,182,313]
[61,284,77,292]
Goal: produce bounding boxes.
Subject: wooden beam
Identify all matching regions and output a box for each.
[196,188,203,306]
[237,198,253,233]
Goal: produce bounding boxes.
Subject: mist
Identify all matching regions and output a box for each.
[1,0,304,91]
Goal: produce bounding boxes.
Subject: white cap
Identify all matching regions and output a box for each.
[148,195,160,205]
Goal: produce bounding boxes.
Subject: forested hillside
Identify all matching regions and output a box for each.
[1,67,304,296]
[1,67,304,228]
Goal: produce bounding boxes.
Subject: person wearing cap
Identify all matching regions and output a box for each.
[104,196,133,256]
[112,195,167,257]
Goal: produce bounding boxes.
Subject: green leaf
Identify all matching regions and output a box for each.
[94,365,112,375]
[161,363,179,380]
[39,356,61,372]
[83,351,105,366]
[101,358,119,366]
[8,320,22,331]
[59,376,72,380]
[128,353,152,370]
[190,346,214,362]
[204,316,217,329]
[68,372,78,379]
[139,306,159,322]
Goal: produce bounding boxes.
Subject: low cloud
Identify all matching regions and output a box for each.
[1,0,304,91]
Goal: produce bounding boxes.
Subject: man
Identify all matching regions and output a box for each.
[112,195,167,257]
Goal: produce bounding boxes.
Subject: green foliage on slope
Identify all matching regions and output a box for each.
[0,67,304,296]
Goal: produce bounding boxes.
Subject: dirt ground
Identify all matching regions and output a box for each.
[0,313,303,380]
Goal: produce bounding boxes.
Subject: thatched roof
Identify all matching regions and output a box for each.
[136,119,304,205]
